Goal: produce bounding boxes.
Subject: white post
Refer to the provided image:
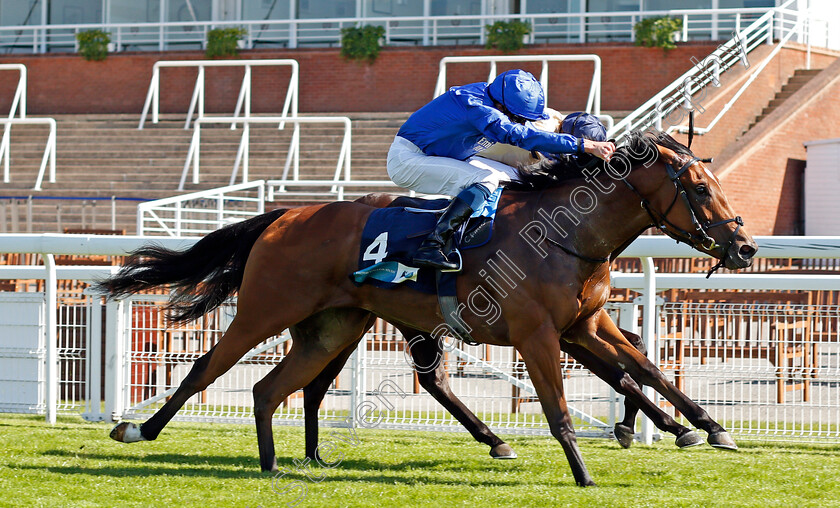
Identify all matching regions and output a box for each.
[44,253,57,425]
[84,295,104,421]
[104,299,126,421]
[640,256,657,445]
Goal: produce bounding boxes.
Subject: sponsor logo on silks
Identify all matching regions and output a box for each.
[353,261,419,285]
[473,136,494,152]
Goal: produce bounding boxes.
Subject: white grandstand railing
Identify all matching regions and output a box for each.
[0,118,57,191]
[607,0,817,141]
[673,6,812,137]
[138,59,299,131]
[0,64,26,120]
[137,180,265,237]
[266,179,408,202]
[0,7,822,54]
[179,115,352,193]
[434,54,612,130]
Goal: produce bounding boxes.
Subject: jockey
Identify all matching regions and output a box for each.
[387,69,616,271]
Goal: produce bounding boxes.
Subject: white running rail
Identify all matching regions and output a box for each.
[179,116,352,193]
[2,234,840,428]
[607,0,810,141]
[138,59,299,131]
[434,54,612,129]
[137,180,266,237]
[0,118,57,191]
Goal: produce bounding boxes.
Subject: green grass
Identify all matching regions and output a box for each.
[1,414,839,507]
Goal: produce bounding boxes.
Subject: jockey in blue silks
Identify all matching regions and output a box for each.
[387,69,616,271]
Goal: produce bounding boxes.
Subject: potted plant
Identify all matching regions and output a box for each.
[340,25,386,63]
[76,29,111,61]
[485,20,532,52]
[206,27,248,58]
[634,16,683,50]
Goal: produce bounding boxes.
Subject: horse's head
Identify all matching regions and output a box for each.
[629,133,758,271]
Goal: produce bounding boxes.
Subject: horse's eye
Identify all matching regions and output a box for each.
[695,184,708,195]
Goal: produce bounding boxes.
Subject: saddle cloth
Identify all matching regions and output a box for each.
[352,188,503,294]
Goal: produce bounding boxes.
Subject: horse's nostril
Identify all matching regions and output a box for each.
[739,244,757,259]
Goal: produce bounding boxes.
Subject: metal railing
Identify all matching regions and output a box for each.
[607,0,818,141]
[138,59,299,130]
[137,180,265,237]
[0,7,823,55]
[434,54,613,130]
[0,118,57,191]
[180,116,352,193]
[674,6,813,137]
[0,64,26,120]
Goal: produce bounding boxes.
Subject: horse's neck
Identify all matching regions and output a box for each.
[535,164,665,260]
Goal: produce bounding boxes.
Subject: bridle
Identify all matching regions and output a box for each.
[621,154,744,277]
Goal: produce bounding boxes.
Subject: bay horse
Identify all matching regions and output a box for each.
[99,132,757,486]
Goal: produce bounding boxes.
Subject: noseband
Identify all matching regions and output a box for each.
[622,156,744,277]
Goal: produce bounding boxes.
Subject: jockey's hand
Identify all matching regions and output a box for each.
[584,139,616,161]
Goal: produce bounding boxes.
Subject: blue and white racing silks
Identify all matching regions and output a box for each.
[396,82,582,161]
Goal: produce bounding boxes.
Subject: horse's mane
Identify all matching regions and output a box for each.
[507,131,693,191]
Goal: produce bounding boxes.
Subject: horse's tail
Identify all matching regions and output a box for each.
[95,208,287,323]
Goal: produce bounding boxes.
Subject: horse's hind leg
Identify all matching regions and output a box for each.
[253,309,373,472]
[302,339,361,460]
[398,327,515,459]
[111,315,285,443]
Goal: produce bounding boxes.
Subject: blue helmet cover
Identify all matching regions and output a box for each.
[561,112,607,141]
[487,69,550,121]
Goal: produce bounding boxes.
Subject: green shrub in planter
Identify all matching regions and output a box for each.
[485,20,531,53]
[76,29,111,61]
[206,27,247,58]
[634,16,683,50]
[340,25,386,63]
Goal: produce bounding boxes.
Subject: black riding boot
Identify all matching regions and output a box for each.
[411,196,475,270]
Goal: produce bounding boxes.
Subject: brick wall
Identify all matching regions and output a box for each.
[714,56,840,235]
[0,42,723,115]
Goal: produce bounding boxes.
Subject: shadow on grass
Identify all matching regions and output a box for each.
[21,451,524,486]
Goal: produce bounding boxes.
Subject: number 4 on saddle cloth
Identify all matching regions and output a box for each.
[352,187,503,294]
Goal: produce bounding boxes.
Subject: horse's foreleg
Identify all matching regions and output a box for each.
[570,310,735,450]
[615,327,648,448]
[559,340,702,449]
[516,324,595,487]
[399,327,515,459]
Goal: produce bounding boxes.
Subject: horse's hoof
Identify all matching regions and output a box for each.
[577,479,597,487]
[110,422,146,443]
[613,424,635,449]
[675,431,704,449]
[490,443,517,459]
[708,431,738,450]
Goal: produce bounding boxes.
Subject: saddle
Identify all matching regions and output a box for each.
[351,189,504,346]
[352,187,502,291]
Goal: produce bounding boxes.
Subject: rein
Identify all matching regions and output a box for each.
[620,156,744,277]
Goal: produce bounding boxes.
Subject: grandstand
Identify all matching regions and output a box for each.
[0,2,834,235]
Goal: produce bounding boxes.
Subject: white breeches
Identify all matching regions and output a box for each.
[386,136,521,197]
